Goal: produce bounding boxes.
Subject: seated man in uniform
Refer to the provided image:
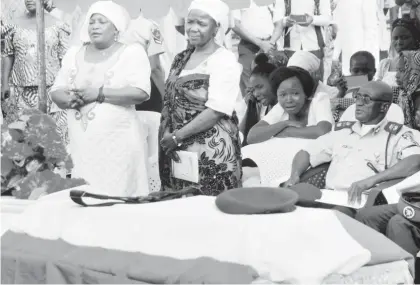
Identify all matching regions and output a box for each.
[284,81,420,255]
[356,101,420,258]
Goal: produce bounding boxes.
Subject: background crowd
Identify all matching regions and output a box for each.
[1,0,420,265]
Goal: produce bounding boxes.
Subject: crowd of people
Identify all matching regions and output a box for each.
[1,0,420,265]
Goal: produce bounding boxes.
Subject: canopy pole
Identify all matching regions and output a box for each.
[36,0,47,113]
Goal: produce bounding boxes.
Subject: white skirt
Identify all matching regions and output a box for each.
[68,103,149,197]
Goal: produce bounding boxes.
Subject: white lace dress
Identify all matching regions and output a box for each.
[242,92,334,186]
[51,44,151,196]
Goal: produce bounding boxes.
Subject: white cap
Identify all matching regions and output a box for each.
[287,51,321,73]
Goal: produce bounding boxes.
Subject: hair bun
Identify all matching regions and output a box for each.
[254,53,269,66]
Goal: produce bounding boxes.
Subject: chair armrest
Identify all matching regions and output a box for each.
[364,178,406,207]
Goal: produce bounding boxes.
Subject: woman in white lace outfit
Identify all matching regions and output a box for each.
[50,1,151,196]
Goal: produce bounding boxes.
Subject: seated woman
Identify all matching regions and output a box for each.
[377,18,420,87]
[396,50,420,128]
[242,67,334,186]
[247,67,333,144]
[240,53,277,146]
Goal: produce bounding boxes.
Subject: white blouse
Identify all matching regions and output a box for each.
[179,48,242,116]
[51,43,151,98]
[262,92,334,126]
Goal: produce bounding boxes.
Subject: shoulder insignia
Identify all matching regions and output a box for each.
[384,122,403,135]
[151,27,163,44]
[334,121,355,131]
[401,131,420,147]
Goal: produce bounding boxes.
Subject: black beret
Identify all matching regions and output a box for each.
[215,187,298,215]
[398,192,420,223]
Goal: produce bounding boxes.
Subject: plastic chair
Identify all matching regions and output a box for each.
[137,111,161,193]
[340,103,405,123]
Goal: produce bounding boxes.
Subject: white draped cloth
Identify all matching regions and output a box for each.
[10,190,371,284]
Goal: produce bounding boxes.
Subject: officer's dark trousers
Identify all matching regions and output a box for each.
[355,204,420,257]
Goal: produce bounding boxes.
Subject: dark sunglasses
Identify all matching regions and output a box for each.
[354,93,390,105]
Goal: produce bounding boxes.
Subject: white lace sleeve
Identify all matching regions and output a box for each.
[121,43,151,97]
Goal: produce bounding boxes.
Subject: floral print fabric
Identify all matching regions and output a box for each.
[159,48,242,196]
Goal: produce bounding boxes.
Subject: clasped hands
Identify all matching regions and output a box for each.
[275,120,306,138]
[67,87,99,109]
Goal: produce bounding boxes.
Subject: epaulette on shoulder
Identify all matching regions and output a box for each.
[384,121,403,135]
[334,121,355,131]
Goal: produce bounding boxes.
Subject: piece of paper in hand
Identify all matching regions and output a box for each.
[171,151,199,183]
[316,190,368,209]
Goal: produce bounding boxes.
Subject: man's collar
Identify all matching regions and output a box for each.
[352,118,388,136]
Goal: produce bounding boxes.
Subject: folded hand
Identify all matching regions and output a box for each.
[347,177,376,205]
[71,87,99,104]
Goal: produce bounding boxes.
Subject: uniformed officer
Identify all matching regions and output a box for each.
[122,11,166,113]
[284,81,420,203]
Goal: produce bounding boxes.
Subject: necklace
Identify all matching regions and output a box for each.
[93,41,116,57]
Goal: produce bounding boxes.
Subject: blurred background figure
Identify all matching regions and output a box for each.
[332,0,381,75]
[122,9,166,113]
[1,0,70,145]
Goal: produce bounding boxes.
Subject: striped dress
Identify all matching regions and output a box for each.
[2,20,70,145]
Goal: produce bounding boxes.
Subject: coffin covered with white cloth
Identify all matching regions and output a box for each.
[1,187,415,284]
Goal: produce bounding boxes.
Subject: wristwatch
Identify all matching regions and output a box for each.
[96,86,105,103]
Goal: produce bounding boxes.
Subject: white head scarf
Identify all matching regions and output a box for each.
[287,51,321,74]
[187,0,229,45]
[79,1,131,43]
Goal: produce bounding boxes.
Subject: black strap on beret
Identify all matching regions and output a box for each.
[70,187,199,207]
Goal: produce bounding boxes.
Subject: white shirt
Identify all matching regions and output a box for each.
[332,0,380,74]
[306,120,420,190]
[231,0,276,39]
[274,0,332,51]
[121,15,165,57]
[179,48,241,116]
[263,92,334,125]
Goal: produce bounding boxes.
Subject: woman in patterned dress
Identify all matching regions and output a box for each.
[159,0,242,196]
[1,0,69,144]
[396,50,420,128]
